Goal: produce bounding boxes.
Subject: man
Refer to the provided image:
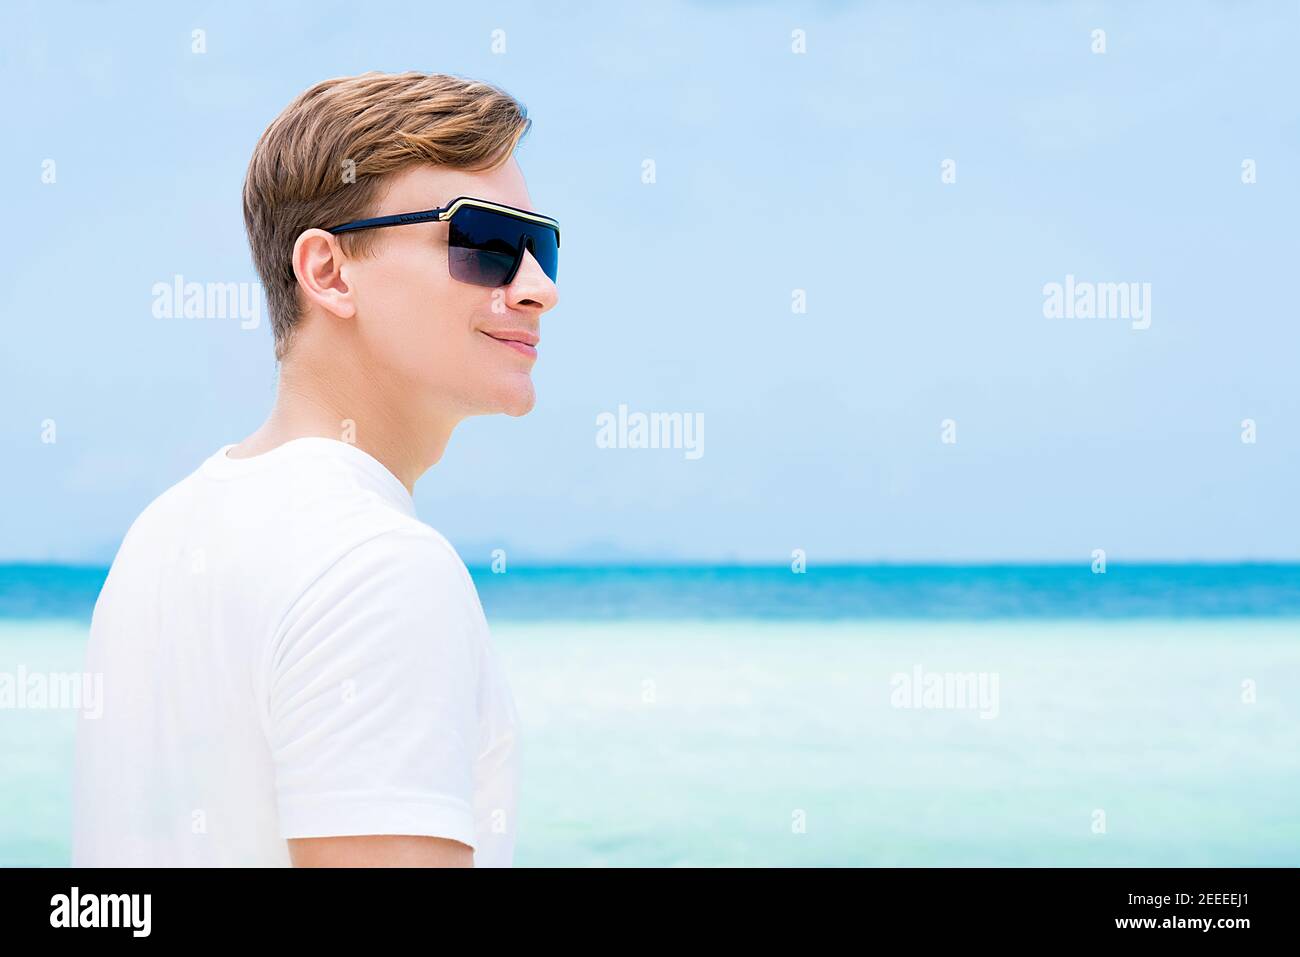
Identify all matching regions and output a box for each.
[71,71,559,867]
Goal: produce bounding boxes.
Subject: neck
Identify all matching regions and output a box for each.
[229,333,460,495]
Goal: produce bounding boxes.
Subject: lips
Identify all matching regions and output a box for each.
[482,329,539,358]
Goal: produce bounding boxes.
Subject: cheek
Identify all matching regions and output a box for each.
[355,252,443,351]
[354,252,488,381]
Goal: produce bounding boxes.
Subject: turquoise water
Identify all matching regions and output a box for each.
[2,564,1298,866]
[6,562,1300,620]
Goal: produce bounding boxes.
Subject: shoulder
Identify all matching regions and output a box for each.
[327,521,474,593]
[277,521,484,636]
[260,521,489,709]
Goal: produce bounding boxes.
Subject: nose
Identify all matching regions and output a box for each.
[507,240,559,313]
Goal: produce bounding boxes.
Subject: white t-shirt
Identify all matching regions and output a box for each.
[71,437,519,866]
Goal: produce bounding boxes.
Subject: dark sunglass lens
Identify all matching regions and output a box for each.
[448,206,559,287]
[448,207,518,286]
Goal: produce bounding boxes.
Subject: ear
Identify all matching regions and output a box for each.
[292,228,356,319]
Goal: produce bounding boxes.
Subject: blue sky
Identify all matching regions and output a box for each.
[1,1,1297,563]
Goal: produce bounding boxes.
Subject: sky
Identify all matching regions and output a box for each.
[1,0,1297,564]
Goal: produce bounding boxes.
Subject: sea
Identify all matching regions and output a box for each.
[2,562,1298,866]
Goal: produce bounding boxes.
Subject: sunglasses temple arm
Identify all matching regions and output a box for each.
[326,208,447,235]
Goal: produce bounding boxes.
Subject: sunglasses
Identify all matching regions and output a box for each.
[326,196,560,288]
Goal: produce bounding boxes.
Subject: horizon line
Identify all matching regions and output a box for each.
[4,558,1300,573]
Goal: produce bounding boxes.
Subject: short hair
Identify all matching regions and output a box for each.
[242,71,531,361]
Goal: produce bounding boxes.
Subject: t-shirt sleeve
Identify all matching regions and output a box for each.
[261,526,485,848]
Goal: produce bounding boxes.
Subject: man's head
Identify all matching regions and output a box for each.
[243,71,558,419]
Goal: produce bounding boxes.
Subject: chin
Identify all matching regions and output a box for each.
[493,376,536,417]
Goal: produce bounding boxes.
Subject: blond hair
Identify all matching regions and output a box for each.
[242,71,531,360]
